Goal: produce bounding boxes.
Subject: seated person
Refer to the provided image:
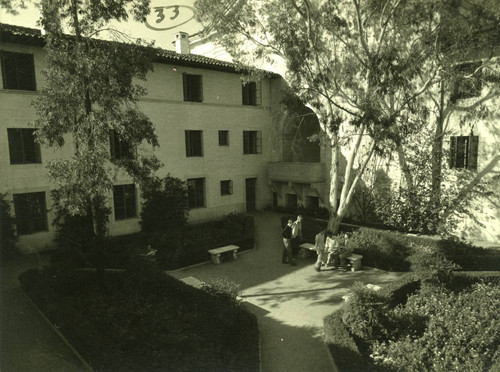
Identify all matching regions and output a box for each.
[313,228,328,271]
[326,232,350,272]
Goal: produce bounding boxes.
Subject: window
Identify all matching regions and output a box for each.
[219,130,229,146]
[13,192,47,235]
[243,131,262,154]
[185,130,203,157]
[220,180,233,196]
[113,184,137,220]
[183,73,203,102]
[449,135,478,170]
[110,131,134,160]
[286,193,298,208]
[242,81,261,106]
[1,50,36,91]
[187,178,205,208]
[306,196,319,209]
[7,128,41,164]
[451,62,482,102]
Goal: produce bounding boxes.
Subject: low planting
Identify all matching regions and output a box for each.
[346,227,500,272]
[52,213,254,271]
[19,263,259,372]
[151,213,255,270]
[323,250,500,372]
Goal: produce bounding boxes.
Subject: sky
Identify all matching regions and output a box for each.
[0,0,204,50]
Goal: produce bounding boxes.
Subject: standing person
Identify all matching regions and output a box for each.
[291,215,303,259]
[313,228,327,271]
[282,219,296,266]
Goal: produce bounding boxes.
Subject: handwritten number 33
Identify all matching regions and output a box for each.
[155,6,180,23]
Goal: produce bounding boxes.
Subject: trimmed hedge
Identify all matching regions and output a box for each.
[324,309,373,372]
[324,271,500,371]
[153,213,255,270]
[347,227,500,272]
[19,265,259,372]
[51,213,255,271]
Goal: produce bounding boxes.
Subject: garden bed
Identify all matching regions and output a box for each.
[324,271,500,372]
[19,265,260,372]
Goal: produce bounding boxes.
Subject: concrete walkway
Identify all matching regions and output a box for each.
[0,253,89,372]
[0,211,405,372]
[168,212,404,372]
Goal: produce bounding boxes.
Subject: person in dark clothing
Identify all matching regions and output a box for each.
[282,219,296,266]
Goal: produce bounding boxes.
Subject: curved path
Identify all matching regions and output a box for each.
[169,212,404,372]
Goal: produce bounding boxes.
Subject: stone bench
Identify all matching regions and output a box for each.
[346,253,363,272]
[208,245,239,264]
[299,243,316,258]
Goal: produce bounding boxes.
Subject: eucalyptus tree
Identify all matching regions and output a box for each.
[33,0,160,243]
[195,0,440,232]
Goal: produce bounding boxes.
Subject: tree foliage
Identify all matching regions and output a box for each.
[194,0,450,232]
[33,0,159,241]
[195,0,500,234]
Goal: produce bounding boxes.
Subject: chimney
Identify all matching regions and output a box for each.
[175,32,190,54]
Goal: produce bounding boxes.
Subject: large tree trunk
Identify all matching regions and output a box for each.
[396,144,414,191]
[431,81,445,204]
[327,131,341,233]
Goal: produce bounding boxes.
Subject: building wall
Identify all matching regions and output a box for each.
[0,41,276,252]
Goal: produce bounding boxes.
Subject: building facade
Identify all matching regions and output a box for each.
[0,24,280,252]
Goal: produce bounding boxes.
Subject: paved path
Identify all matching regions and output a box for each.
[169,212,404,372]
[0,254,89,372]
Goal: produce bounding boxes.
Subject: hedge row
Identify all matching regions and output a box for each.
[19,265,260,372]
[51,213,255,271]
[323,271,500,372]
[348,227,500,272]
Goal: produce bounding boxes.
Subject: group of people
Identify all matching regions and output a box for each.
[313,228,349,272]
[281,215,349,272]
[281,215,303,266]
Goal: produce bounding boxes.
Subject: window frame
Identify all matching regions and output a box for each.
[1,50,36,91]
[110,131,135,161]
[183,73,203,102]
[13,192,48,235]
[187,178,205,209]
[451,62,482,102]
[185,130,204,157]
[242,81,262,106]
[218,130,229,146]
[220,180,233,196]
[113,184,137,221]
[243,130,262,155]
[7,128,42,165]
[449,135,478,170]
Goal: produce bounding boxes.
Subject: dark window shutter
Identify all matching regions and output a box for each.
[449,136,457,169]
[243,131,249,154]
[185,130,191,156]
[183,73,189,101]
[22,129,37,163]
[249,82,256,105]
[256,131,262,153]
[8,129,24,164]
[468,135,479,170]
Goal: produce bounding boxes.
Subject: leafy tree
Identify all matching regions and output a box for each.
[140,175,189,234]
[33,0,160,246]
[195,0,445,232]
[0,193,18,259]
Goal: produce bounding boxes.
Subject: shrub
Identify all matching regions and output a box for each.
[341,282,392,342]
[372,282,500,372]
[0,193,18,259]
[201,277,241,307]
[150,213,255,270]
[140,175,189,234]
[324,309,372,372]
[346,228,413,271]
[19,266,260,372]
[408,244,461,288]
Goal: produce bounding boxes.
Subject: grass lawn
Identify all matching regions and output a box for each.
[19,263,259,372]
